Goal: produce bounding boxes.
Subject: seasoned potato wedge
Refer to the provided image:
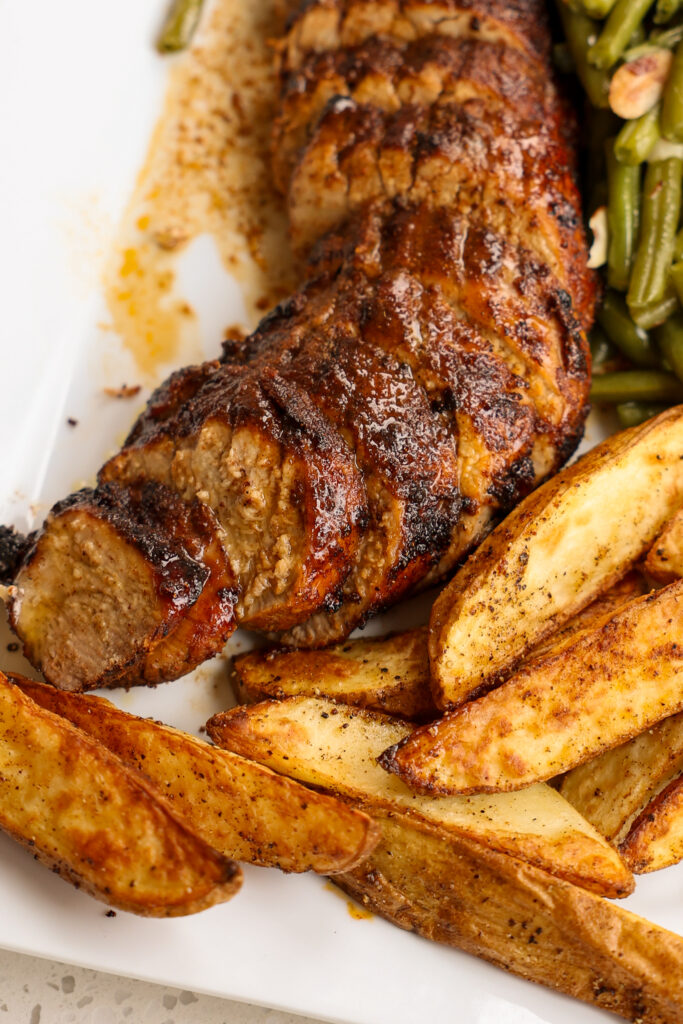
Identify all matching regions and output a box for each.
[233,573,647,721]
[560,712,683,844]
[645,507,683,583]
[233,628,435,719]
[382,581,683,795]
[620,775,683,873]
[0,671,240,915]
[336,811,683,1023]
[429,406,683,709]
[13,676,378,875]
[207,697,634,898]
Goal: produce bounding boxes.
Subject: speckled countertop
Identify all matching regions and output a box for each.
[0,950,322,1024]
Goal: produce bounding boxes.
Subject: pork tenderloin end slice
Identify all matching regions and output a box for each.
[9,483,218,692]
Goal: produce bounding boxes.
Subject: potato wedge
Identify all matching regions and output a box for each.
[0,671,240,916]
[207,696,634,898]
[429,406,683,709]
[620,775,683,873]
[336,811,683,1023]
[233,628,435,719]
[233,573,647,720]
[13,676,379,875]
[382,580,683,795]
[560,712,683,844]
[645,507,683,583]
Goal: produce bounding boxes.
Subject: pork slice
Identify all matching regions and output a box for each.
[281,0,550,76]
[102,360,365,631]
[9,482,233,692]
[274,34,557,191]
[285,95,593,328]
[242,278,464,646]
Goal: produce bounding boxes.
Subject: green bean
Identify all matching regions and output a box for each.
[606,146,641,290]
[589,324,618,368]
[651,23,683,48]
[597,291,659,364]
[661,40,683,140]
[616,401,670,426]
[157,0,204,53]
[630,289,680,327]
[588,0,656,70]
[627,158,683,314]
[580,0,619,15]
[674,227,683,260]
[671,260,683,304]
[614,106,661,165]
[655,312,683,379]
[655,0,683,23]
[590,369,683,403]
[556,4,611,107]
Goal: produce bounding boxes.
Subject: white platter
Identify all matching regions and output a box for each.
[1,3,682,1023]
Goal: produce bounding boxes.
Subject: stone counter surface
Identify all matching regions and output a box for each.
[0,949,323,1024]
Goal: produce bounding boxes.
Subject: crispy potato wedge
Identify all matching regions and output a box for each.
[560,712,683,844]
[620,775,683,873]
[429,406,683,709]
[0,671,240,916]
[13,676,379,875]
[382,581,683,795]
[233,573,647,721]
[645,507,683,583]
[233,628,435,719]
[207,696,634,898]
[336,811,683,1023]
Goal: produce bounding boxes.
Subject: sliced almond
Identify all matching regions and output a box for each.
[609,50,672,121]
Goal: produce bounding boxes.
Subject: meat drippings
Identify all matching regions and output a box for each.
[104,0,296,380]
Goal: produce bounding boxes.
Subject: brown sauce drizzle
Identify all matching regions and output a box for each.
[104,0,296,381]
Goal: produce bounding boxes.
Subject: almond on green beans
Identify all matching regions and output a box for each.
[610,49,673,121]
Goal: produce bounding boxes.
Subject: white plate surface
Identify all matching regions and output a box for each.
[1,4,682,1023]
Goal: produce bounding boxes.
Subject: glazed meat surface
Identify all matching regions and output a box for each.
[9,0,595,685]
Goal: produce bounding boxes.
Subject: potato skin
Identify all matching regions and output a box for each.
[620,774,683,874]
[429,405,683,710]
[560,711,683,845]
[334,810,683,1023]
[383,581,683,795]
[644,506,683,584]
[0,672,241,916]
[12,675,379,877]
[208,695,634,898]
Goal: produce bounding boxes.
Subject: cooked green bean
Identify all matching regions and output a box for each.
[656,312,683,379]
[614,106,661,165]
[580,0,619,16]
[590,369,683,403]
[157,0,204,53]
[597,291,659,364]
[671,260,683,305]
[661,40,683,140]
[616,401,669,426]
[588,0,656,69]
[674,227,683,260]
[589,324,618,368]
[606,146,641,289]
[654,0,683,23]
[627,158,683,314]
[557,4,611,107]
[651,23,683,48]
[630,290,680,328]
